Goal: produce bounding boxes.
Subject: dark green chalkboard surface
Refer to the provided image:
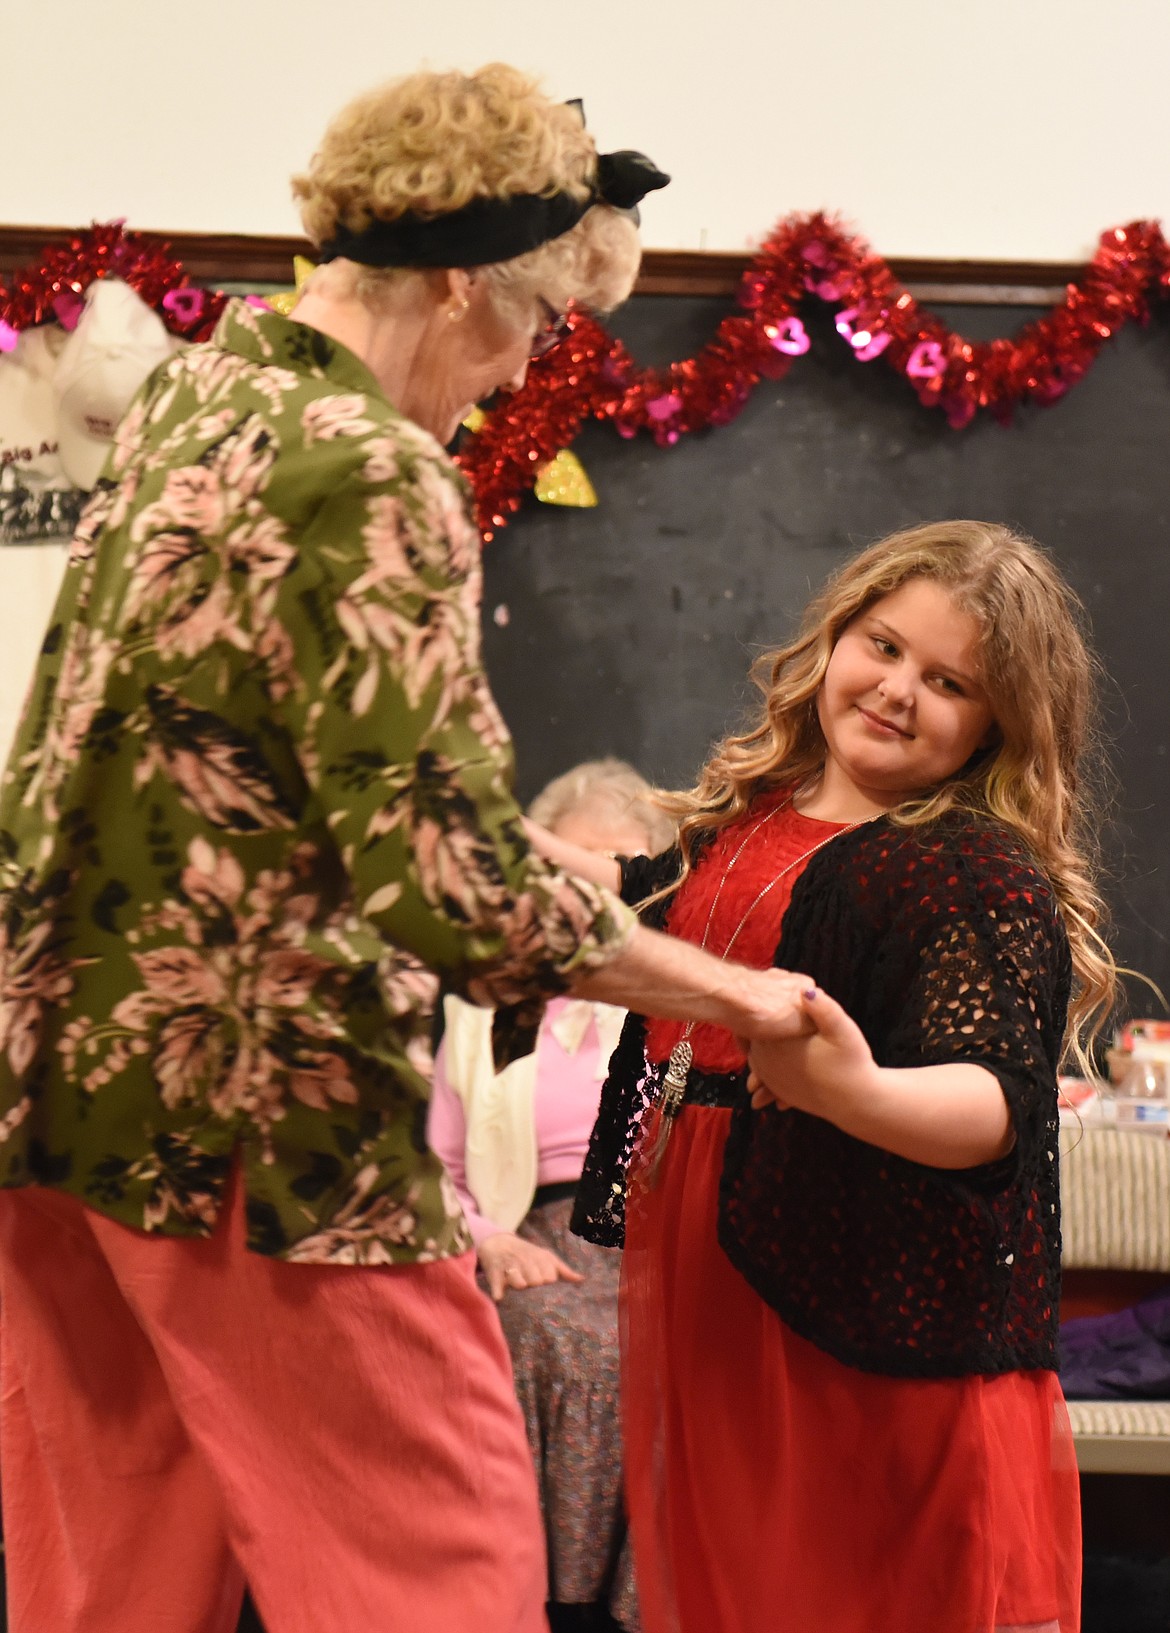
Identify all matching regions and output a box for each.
[479,295,1170,1012]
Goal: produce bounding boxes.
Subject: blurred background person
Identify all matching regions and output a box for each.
[431,760,674,1632]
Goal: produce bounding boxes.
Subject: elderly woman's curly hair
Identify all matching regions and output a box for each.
[292,63,641,315]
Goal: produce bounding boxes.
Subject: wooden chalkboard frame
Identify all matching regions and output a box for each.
[0,225,1081,307]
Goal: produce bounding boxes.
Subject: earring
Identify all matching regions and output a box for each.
[447,298,470,322]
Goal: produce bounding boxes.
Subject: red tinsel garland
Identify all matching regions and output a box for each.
[0,222,227,344]
[457,212,1170,538]
[4,215,1170,540]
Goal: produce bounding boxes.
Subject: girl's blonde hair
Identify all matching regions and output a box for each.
[292,63,641,317]
[663,520,1116,1065]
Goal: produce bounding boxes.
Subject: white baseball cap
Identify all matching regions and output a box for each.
[53,278,177,490]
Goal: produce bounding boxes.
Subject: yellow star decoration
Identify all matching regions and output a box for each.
[459,410,597,510]
[264,255,316,317]
[534,448,598,508]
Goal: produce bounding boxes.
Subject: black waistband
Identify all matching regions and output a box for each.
[647,1058,744,1110]
[531,1180,579,1210]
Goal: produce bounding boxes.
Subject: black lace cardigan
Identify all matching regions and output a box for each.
[572,815,1073,1378]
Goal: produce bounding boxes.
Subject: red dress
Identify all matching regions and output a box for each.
[623,795,1081,1633]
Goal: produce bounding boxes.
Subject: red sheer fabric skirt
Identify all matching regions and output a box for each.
[621,1106,1081,1633]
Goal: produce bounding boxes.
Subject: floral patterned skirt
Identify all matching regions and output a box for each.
[495,1195,639,1630]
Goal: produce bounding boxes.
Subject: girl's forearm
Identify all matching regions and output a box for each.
[832,1062,1015,1169]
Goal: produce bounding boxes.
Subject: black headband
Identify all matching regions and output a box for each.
[316,150,670,269]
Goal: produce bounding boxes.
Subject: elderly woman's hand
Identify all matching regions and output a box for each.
[478,1231,586,1302]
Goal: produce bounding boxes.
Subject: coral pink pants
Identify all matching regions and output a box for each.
[0,1175,547,1633]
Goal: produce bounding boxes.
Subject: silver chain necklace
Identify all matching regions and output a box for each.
[657,799,868,1121]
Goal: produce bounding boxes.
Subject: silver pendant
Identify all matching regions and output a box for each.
[661,1040,693,1117]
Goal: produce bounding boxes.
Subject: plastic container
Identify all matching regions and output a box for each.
[1112,1049,1170,1134]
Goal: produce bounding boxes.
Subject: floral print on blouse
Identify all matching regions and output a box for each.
[0,299,633,1264]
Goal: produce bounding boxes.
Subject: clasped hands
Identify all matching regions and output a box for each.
[741,969,880,1119]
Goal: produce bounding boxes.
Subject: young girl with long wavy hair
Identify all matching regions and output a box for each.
[531,520,1114,1633]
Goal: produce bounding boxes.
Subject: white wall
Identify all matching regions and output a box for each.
[4,0,1170,262]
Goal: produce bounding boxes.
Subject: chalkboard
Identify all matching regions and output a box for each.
[479,294,1170,1012]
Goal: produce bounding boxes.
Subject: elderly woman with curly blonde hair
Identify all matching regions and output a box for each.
[289,67,656,444]
[0,63,816,1633]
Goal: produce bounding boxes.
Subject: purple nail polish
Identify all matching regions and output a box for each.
[803,988,817,1000]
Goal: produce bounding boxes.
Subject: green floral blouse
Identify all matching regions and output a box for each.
[0,299,633,1264]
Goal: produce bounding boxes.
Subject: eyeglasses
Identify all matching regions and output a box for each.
[530,298,573,360]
